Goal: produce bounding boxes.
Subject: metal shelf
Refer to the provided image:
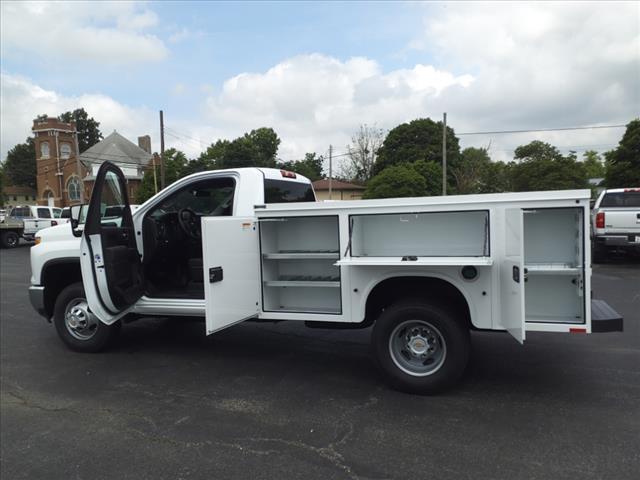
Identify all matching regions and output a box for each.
[264,280,341,288]
[263,252,340,260]
[525,263,582,275]
[336,256,492,267]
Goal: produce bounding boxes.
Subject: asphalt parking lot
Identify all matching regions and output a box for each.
[1,243,639,480]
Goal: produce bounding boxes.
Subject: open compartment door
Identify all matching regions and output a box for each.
[202,217,260,334]
[501,208,525,343]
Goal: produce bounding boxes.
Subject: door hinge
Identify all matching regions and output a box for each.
[209,267,223,283]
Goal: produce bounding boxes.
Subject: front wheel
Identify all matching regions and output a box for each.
[372,300,470,395]
[0,231,20,248]
[53,282,120,352]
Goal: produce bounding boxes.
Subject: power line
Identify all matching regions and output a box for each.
[457,124,626,136]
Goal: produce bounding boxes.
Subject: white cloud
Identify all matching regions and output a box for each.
[189,3,636,165]
[0,1,168,64]
[0,73,157,161]
[204,54,475,162]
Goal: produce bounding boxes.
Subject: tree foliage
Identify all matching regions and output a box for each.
[342,124,384,182]
[278,152,324,181]
[511,141,587,191]
[374,118,460,175]
[3,137,36,189]
[363,164,426,199]
[59,108,103,153]
[448,147,492,194]
[410,160,443,196]
[604,119,640,187]
[582,150,605,179]
[135,149,188,203]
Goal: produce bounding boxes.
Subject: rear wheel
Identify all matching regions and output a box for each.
[0,231,19,248]
[53,282,120,352]
[372,300,470,395]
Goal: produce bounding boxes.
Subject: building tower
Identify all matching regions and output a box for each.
[32,117,83,207]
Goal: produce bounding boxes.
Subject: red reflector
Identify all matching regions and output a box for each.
[595,211,605,228]
[280,170,296,179]
[569,328,587,333]
[624,188,640,192]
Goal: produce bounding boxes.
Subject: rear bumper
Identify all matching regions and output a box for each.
[591,299,623,332]
[594,234,640,248]
[28,286,47,319]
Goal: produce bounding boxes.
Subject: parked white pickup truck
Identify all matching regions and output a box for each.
[29,162,623,394]
[10,205,63,240]
[591,188,640,262]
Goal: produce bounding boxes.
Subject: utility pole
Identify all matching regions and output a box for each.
[442,112,447,196]
[74,128,84,203]
[152,154,158,194]
[328,145,333,200]
[159,110,165,189]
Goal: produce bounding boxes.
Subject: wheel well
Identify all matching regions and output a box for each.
[364,276,472,329]
[42,259,82,318]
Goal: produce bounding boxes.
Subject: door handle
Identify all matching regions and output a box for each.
[209,267,223,283]
[512,266,520,283]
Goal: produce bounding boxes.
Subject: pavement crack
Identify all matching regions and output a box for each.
[2,391,80,414]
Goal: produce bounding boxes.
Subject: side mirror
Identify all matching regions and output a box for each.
[70,204,86,238]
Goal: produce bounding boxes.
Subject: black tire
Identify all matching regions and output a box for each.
[372,300,470,395]
[53,282,120,352]
[1,231,19,248]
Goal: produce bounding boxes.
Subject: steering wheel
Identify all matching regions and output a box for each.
[177,207,201,239]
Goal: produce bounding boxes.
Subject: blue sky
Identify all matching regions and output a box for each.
[1,1,638,167]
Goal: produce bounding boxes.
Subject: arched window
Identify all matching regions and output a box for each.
[60,143,71,159]
[40,141,50,158]
[67,177,81,201]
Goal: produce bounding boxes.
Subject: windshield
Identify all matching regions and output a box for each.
[264,179,315,203]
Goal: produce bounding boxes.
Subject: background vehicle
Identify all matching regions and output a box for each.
[0,216,24,248]
[591,188,640,262]
[30,163,622,394]
[10,205,61,240]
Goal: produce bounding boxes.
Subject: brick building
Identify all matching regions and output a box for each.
[32,117,153,207]
[33,117,83,207]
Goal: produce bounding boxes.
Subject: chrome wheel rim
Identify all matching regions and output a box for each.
[389,320,447,376]
[64,298,98,340]
[6,234,17,247]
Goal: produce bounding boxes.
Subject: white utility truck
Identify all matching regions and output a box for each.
[29,162,623,394]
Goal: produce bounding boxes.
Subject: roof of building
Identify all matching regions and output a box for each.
[312,179,366,191]
[79,131,152,167]
[4,185,37,196]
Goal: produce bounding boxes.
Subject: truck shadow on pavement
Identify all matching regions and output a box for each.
[94,317,600,399]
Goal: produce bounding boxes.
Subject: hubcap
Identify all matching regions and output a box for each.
[389,320,447,377]
[64,298,98,340]
[7,234,17,246]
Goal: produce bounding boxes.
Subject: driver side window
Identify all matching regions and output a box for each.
[150,177,236,218]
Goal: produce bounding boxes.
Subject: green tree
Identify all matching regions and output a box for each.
[278,153,324,181]
[3,137,36,189]
[363,164,427,199]
[59,108,103,153]
[198,139,230,169]
[135,149,188,203]
[478,161,513,193]
[244,128,280,168]
[582,150,605,178]
[410,160,443,196]
[604,119,640,187]
[374,118,460,175]
[511,141,587,191]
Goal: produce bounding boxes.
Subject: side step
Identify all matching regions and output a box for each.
[591,299,623,332]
